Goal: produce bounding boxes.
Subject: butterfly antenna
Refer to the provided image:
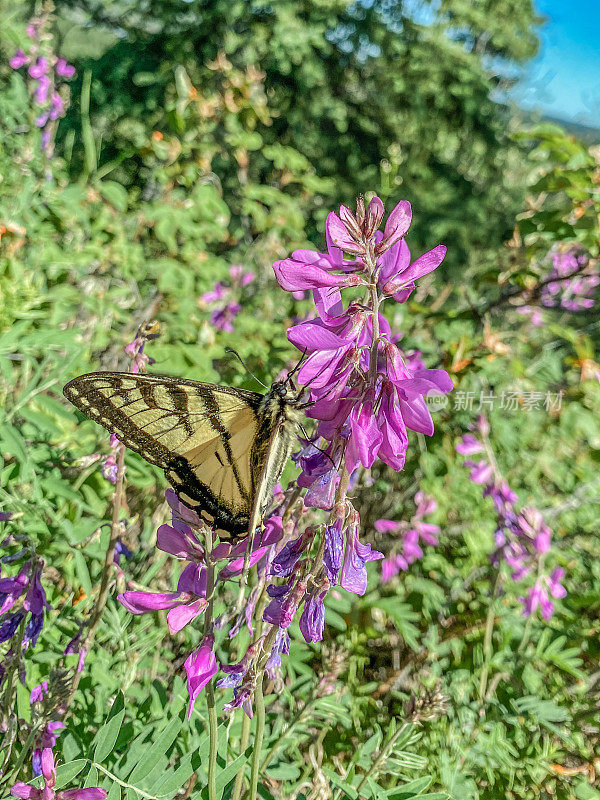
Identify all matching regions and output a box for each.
[225,348,269,390]
[298,425,337,469]
[286,348,308,383]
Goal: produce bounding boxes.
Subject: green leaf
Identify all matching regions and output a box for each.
[94,701,126,762]
[54,760,88,790]
[127,715,183,784]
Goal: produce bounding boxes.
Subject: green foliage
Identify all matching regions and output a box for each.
[50,0,540,271]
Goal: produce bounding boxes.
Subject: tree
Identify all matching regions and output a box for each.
[52,0,540,270]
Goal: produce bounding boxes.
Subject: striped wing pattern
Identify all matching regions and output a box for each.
[63,372,272,538]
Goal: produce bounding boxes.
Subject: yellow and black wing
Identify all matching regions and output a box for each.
[63,371,269,539]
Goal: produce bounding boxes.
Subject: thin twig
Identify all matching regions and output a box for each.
[203,529,218,800]
[65,443,126,711]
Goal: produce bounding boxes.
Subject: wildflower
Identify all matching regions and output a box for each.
[375,492,439,582]
[463,459,494,485]
[101,454,118,484]
[270,530,312,577]
[119,563,207,635]
[323,521,344,584]
[28,58,48,80]
[55,58,75,78]
[520,568,566,620]
[0,611,25,643]
[299,589,327,643]
[0,563,30,614]
[11,748,106,800]
[30,681,48,704]
[200,266,254,332]
[263,579,307,628]
[340,513,383,596]
[64,628,87,673]
[32,722,65,776]
[455,434,484,456]
[457,419,566,620]
[113,539,133,566]
[10,49,29,69]
[184,636,218,716]
[265,629,290,679]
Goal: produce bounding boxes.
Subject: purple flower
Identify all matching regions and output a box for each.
[49,92,64,121]
[299,590,326,643]
[519,569,566,620]
[464,460,494,485]
[10,49,29,69]
[32,722,65,776]
[34,75,50,105]
[516,507,552,554]
[184,636,218,716]
[263,579,307,628]
[0,564,29,614]
[381,244,447,298]
[264,629,290,680]
[0,611,25,643]
[30,681,48,704]
[119,563,207,634]
[55,58,75,78]
[28,58,48,79]
[340,515,383,596]
[229,265,255,286]
[101,454,117,484]
[12,748,106,800]
[324,521,344,584]
[271,531,310,577]
[113,539,133,566]
[273,249,367,293]
[294,440,339,510]
[455,434,484,456]
[210,302,242,332]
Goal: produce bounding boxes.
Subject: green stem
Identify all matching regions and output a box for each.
[65,442,126,713]
[479,573,500,703]
[249,677,265,800]
[203,529,218,800]
[355,725,408,795]
[232,712,252,800]
[93,763,158,800]
[259,697,316,772]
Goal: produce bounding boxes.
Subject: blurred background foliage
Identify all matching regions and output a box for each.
[1,0,600,798]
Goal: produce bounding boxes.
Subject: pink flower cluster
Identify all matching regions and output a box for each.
[376,492,440,582]
[0,559,49,649]
[9,19,75,155]
[542,248,598,311]
[118,490,281,716]
[201,265,255,332]
[518,247,598,325]
[457,417,566,620]
[274,196,452,494]
[11,749,106,800]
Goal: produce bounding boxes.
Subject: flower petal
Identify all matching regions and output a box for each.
[117,590,181,614]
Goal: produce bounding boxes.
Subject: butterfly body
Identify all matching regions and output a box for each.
[63,372,304,541]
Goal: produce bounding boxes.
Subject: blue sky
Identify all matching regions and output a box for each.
[513,0,600,126]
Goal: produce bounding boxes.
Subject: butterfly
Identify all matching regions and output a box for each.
[63,371,306,542]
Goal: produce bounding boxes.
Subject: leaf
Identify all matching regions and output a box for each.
[54,760,88,790]
[127,715,183,784]
[98,181,128,212]
[153,753,199,798]
[74,550,93,597]
[215,748,252,794]
[94,699,126,762]
[321,768,359,799]
[385,776,433,797]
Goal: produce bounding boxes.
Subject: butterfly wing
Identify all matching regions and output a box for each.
[63,372,266,538]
